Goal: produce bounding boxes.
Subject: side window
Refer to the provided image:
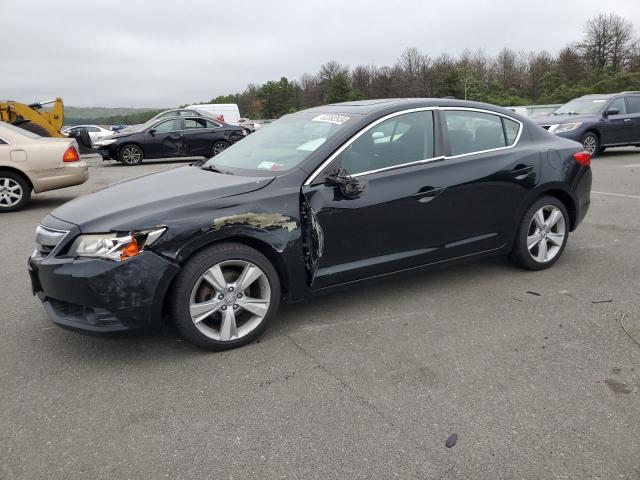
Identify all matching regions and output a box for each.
[0,138,7,145]
[179,110,199,117]
[337,111,434,175]
[608,97,627,114]
[185,118,207,129]
[88,127,100,132]
[206,120,221,128]
[626,96,640,114]
[503,118,520,145]
[152,119,181,133]
[444,111,509,155]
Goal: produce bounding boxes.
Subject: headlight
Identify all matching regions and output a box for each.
[93,139,117,146]
[67,227,166,261]
[549,122,582,134]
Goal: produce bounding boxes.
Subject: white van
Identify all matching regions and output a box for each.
[186,104,241,124]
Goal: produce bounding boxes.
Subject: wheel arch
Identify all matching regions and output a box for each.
[161,234,292,320]
[118,142,144,159]
[517,185,577,231]
[0,166,34,191]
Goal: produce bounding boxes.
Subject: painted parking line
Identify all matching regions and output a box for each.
[592,190,640,200]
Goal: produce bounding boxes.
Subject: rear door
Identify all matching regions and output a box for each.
[624,95,640,144]
[183,118,221,156]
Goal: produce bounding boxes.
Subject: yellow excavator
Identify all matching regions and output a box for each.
[0,98,94,152]
[0,98,65,137]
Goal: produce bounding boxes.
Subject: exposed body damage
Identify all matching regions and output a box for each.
[300,194,325,283]
[213,212,297,233]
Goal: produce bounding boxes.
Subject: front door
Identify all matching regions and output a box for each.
[600,97,629,145]
[144,118,184,158]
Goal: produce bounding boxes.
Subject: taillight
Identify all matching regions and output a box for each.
[63,146,80,162]
[572,151,591,166]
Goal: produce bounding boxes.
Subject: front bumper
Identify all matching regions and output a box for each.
[29,249,179,334]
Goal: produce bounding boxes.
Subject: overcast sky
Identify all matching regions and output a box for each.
[2,0,639,108]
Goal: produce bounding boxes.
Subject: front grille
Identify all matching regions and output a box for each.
[33,225,68,259]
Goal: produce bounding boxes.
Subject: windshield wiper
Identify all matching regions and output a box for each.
[200,163,233,175]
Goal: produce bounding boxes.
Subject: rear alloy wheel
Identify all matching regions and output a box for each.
[119,144,143,166]
[211,141,229,157]
[0,172,31,212]
[510,196,569,270]
[171,243,280,350]
[581,132,599,157]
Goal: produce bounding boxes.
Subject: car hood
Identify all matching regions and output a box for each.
[534,113,595,125]
[49,166,275,232]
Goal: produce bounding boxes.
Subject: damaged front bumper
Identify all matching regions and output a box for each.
[28,250,179,334]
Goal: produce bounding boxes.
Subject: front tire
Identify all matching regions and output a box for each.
[0,171,31,212]
[581,132,599,157]
[211,140,229,157]
[171,243,281,351]
[510,196,569,271]
[119,144,143,165]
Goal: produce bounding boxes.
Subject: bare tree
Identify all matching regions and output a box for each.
[580,13,636,71]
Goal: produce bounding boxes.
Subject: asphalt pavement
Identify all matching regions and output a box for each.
[1,152,639,479]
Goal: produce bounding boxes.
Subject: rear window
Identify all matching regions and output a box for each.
[627,96,640,114]
[445,111,517,156]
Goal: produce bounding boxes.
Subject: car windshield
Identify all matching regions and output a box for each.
[202,111,356,173]
[552,98,607,115]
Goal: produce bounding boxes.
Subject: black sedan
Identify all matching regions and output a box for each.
[93,115,248,165]
[28,98,592,350]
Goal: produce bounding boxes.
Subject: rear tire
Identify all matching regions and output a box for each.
[119,144,143,165]
[0,171,31,212]
[510,195,569,271]
[171,242,281,351]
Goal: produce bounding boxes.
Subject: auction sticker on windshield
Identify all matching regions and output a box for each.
[312,114,350,125]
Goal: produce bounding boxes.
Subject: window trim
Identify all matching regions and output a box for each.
[0,136,11,145]
[148,117,184,134]
[304,106,523,185]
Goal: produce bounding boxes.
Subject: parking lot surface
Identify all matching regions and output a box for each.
[1,152,639,479]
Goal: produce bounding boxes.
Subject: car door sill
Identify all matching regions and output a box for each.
[310,243,507,292]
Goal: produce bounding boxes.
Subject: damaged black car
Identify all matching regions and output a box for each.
[28,99,592,350]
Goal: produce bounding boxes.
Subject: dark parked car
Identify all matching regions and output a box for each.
[94,115,248,165]
[28,98,592,350]
[534,92,640,156]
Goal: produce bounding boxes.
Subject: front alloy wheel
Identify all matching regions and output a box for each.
[119,145,143,165]
[172,243,281,350]
[581,133,598,157]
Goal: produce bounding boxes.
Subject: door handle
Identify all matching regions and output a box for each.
[414,186,445,203]
[510,165,534,180]
[624,118,631,122]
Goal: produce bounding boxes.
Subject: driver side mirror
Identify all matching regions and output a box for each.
[325,168,367,199]
[148,128,156,135]
[604,108,620,117]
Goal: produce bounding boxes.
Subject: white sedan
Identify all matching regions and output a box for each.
[61,125,113,142]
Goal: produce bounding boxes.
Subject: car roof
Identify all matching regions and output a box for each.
[305,98,519,116]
